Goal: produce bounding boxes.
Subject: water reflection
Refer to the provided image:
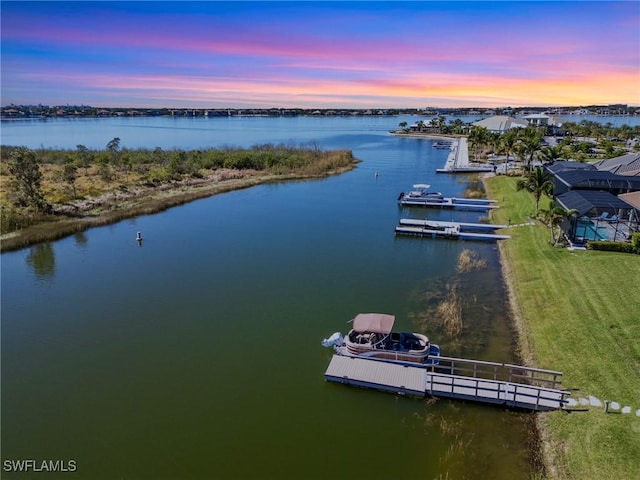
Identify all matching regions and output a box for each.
[25,243,55,280]
[73,231,88,247]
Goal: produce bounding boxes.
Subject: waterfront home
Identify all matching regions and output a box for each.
[555,190,639,243]
[545,161,640,243]
[472,115,527,133]
[593,153,640,176]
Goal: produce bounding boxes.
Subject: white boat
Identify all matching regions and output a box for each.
[322,313,440,366]
[397,184,444,202]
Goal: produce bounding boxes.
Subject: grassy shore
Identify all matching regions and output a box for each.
[484,175,640,480]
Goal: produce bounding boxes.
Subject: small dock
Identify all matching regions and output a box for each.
[324,355,568,411]
[394,224,510,241]
[399,218,508,231]
[399,197,499,211]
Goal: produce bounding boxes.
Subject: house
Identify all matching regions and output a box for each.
[522,114,564,134]
[592,153,640,176]
[471,115,527,133]
[549,169,640,196]
[545,162,640,244]
[545,161,596,175]
[555,190,639,243]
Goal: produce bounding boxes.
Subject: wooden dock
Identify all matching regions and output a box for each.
[324,355,568,411]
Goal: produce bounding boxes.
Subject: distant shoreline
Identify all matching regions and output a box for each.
[388,131,461,140]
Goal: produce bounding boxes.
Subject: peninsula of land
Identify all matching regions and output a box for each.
[0,144,358,252]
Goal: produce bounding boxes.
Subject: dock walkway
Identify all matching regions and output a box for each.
[399,218,508,231]
[324,355,567,411]
[395,225,510,241]
[399,197,499,211]
[436,137,495,174]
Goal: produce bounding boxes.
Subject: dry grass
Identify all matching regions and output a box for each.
[436,282,464,337]
[456,249,487,273]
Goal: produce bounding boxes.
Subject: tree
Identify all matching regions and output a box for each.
[498,129,519,175]
[517,166,553,216]
[7,147,46,211]
[106,137,121,166]
[398,121,408,131]
[468,126,490,161]
[450,119,465,135]
[519,128,543,172]
[539,145,564,164]
[76,144,92,175]
[543,203,577,246]
[61,156,78,199]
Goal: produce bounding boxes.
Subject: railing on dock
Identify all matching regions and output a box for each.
[324,354,569,411]
[429,356,563,389]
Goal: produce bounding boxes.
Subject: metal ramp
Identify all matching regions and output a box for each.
[324,354,569,411]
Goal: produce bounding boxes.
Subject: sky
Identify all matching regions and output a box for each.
[1,1,639,109]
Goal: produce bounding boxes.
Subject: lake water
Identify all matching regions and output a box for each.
[3,114,628,479]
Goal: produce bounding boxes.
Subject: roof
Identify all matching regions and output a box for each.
[555,190,636,216]
[554,170,640,190]
[619,191,640,210]
[546,161,597,174]
[353,313,395,334]
[592,153,640,176]
[472,115,528,132]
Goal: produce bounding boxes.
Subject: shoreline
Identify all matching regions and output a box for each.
[388,131,461,140]
[0,164,356,253]
[483,174,559,479]
[496,239,560,478]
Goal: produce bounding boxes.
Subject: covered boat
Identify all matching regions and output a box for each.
[322,313,440,366]
[398,184,444,202]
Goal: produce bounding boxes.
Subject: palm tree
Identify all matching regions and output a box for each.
[450,119,465,135]
[539,145,564,164]
[499,129,519,174]
[517,166,553,216]
[519,128,543,172]
[543,203,577,246]
[468,126,490,161]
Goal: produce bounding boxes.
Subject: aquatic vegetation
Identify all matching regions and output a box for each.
[436,282,464,337]
[456,249,487,273]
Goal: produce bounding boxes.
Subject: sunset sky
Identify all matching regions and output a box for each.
[2,1,639,108]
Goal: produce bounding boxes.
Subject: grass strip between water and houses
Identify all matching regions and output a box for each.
[483,175,640,480]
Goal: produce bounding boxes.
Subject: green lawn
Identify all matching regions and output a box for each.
[484,176,640,480]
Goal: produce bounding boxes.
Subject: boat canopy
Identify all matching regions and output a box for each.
[353,313,395,334]
[413,184,430,190]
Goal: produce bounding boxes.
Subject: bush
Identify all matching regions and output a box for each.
[587,240,636,254]
[631,232,640,253]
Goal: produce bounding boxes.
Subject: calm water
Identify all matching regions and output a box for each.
[1,115,559,479]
